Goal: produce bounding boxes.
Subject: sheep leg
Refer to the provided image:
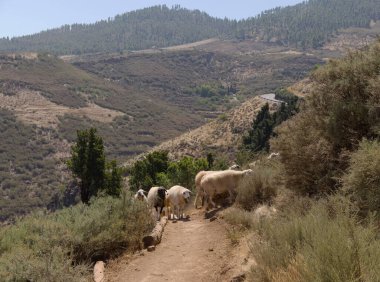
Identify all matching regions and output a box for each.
[208,193,217,209]
[194,191,200,209]
[167,205,171,220]
[155,206,160,221]
[159,206,164,220]
[227,189,234,204]
[200,189,207,208]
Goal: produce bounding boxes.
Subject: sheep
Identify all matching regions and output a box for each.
[267,152,280,159]
[194,165,241,208]
[134,189,147,202]
[228,164,240,170]
[147,186,167,221]
[200,169,253,209]
[194,170,212,209]
[166,185,192,220]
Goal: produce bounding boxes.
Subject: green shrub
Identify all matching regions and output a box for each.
[236,166,278,210]
[129,152,208,191]
[0,194,154,281]
[128,151,169,191]
[272,42,380,196]
[248,195,380,282]
[167,156,208,190]
[343,139,380,218]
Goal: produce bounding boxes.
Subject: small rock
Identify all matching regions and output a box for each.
[230,273,246,282]
[208,248,214,252]
[147,245,156,252]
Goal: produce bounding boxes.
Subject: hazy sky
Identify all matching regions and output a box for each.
[0,0,303,38]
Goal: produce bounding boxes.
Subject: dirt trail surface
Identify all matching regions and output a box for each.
[106,209,246,282]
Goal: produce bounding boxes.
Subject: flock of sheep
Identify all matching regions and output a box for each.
[134,165,253,221]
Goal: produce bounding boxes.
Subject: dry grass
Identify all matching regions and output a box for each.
[235,165,278,210]
[247,195,380,282]
[132,96,268,163]
[0,91,124,128]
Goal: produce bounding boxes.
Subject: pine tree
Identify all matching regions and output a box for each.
[105,160,123,197]
[243,103,273,152]
[68,128,105,203]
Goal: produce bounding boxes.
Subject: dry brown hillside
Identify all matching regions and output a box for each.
[128,96,279,163]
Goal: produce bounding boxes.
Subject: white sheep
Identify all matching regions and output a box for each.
[166,185,192,220]
[194,165,241,208]
[134,189,147,202]
[147,186,167,221]
[194,170,213,208]
[200,169,253,209]
[228,164,240,170]
[267,152,280,159]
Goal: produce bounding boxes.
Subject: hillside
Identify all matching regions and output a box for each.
[0,1,379,54]
[0,43,324,221]
[0,5,232,54]
[240,0,380,48]
[1,40,380,282]
[137,96,270,163]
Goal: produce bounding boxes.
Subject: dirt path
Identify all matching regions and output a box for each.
[106,208,244,282]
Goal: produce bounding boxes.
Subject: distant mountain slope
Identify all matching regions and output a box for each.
[240,0,380,48]
[124,96,280,167]
[0,1,379,54]
[0,5,232,54]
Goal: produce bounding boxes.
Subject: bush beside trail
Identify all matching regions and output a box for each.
[0,194,154,281]
[343,140,380,218]
[224,41,380,282]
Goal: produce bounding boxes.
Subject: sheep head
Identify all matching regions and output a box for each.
[182,189,192,203]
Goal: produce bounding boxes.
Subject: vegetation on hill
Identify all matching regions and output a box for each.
[240,89,299,155]
[67,128,123,203]
[224,40,380,281]
[0,195,154,281]
[128,151,212,191]
[272,40,380,195]
[240,0,380,48]
[0,109,62,222]
[0,5,232,54]
[0,1,379,54]
[0,40,322,220]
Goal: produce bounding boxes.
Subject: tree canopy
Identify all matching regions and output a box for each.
[0,1,378,54]
[68,128,122,203]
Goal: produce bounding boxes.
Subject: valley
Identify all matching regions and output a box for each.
[0,1,380,281]
[0,38,327,220]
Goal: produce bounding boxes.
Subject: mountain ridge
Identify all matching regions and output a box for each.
[0,0,379,54]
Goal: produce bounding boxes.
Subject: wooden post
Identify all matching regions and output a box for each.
[142,216,168,248]
[93,261,105,282]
